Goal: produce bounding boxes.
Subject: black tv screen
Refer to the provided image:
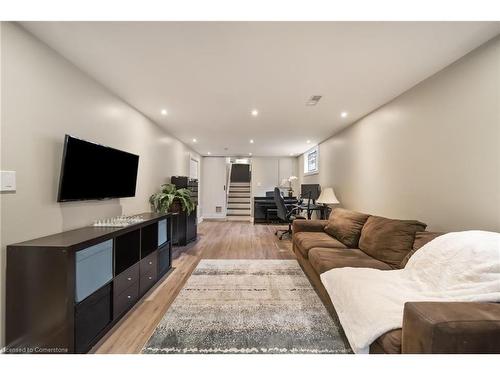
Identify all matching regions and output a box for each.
[57,135,139,202]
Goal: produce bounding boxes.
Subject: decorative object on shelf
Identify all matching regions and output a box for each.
[92,215,145,227]
[316,187,340,218]
[149,183,195,215]
[286,175,298,198]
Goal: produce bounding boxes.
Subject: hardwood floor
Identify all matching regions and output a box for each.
[92,220,295,353]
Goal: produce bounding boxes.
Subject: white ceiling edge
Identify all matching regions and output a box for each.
[18,21,500,157]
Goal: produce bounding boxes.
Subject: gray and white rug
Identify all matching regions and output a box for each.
[142,259,351,354]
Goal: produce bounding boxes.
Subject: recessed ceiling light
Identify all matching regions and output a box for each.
[251,109,259,117]
[248,152,252,156]
[207,152,211,155]
[306,140,311,144]
[341,112,348,118]
[192,138,197,143]
[250,139,254,144]
[161,109,168,116]
[289,153,294,156]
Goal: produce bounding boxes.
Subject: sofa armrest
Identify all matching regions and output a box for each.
[401,302,500,354]
[292,220,328,234]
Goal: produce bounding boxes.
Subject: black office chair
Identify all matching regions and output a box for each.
[297,191,313,219]
[273,187,305,240]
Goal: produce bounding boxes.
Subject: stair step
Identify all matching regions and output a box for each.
[227,203,251,209]
[230,182,251,187]
[228,193,251,198]
[228,207,251,211]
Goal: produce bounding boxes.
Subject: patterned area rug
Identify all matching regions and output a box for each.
[142,259,351,354]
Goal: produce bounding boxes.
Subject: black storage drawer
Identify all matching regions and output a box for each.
[139,251,158,295]
[141,223,158,258]
[74,283,112,353]
[158,244,171,278]
[140,269,157,296]
[114,263,140,296]
[113,282,139,319]
[115,230,140,275]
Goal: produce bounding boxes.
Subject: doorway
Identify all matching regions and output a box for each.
[230,163,251,183]
[226,159,252,221]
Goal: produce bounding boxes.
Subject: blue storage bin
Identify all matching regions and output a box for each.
[158,219,168,247]
[75,239,113,302]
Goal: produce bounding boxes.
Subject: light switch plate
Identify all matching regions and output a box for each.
[0,171,16,192]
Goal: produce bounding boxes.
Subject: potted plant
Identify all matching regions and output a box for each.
[149,183,195,214]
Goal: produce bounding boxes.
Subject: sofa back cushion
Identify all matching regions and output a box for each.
[358,215,427,268]
[324,208,370,247]
[400,231,444,268]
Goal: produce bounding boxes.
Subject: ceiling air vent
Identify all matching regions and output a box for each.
[306,95,322,106]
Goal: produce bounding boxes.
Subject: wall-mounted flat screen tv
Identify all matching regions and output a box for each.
[57,135,139,202]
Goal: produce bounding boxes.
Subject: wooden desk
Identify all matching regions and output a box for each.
[298,203,330,219]
[253,196,298,223]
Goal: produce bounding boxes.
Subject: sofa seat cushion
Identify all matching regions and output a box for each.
[324,208,370,248]
[370,329,402,354]
[294,232,347,258]
[359,215,427,268]
[308,247,392,275]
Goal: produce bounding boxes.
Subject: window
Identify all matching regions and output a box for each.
[303,146,319,175]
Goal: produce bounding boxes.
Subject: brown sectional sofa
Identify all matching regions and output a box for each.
[292,208,500,354]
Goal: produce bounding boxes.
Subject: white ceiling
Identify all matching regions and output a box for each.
[21,22,500,157]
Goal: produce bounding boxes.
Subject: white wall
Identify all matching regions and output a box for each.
[298,36,500,232]
[201,157,227,219]
[0,22,199,346]
[251,157,298,198]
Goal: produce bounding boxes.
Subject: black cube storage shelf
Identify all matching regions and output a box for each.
[5,212,175,354]
[140,222,159,258]
[171,176,198,246]
[115,229,141,275]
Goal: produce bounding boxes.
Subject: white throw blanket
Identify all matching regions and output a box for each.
[320,230,500,354]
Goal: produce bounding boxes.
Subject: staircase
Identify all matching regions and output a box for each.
[226,182,252,221]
